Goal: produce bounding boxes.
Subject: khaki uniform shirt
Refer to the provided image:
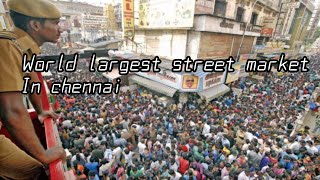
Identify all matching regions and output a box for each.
[0,28,40,92]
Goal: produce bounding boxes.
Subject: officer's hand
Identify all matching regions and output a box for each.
[41,146,66,164]
[38,110,59,124]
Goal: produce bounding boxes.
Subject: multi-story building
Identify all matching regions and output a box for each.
[307,1,320,41]
[81,13,107,41]
[125,0,280,60]
[273,0,315,54]
[121,0,281,102]
[287,0,315,53]
[0,0,14,31]
[113,3,122,31]
[51,0,107,42]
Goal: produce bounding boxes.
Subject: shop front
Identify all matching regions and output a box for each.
[196,71,230,102]
[131,69,182,98]
[129,67,230,103]
[102,68,129,86]
[129,75,178,97]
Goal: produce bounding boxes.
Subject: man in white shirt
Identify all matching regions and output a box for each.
[289,140,301,152]
[168,169,182,180]
[104,147,113,161]
[202,121,211,136]
[138,139,146,160]
[99,157,115,177]
[112,146,122,161]
[238,169,250,180]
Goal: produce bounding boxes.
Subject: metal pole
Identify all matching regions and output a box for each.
[236,0,259,61]
[273,0,283,39]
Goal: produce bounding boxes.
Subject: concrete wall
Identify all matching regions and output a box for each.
[194,15,262,37]
[195,0,279,27]
[197,32,255,59]
[186,31,201,59]
[124,29,188,59]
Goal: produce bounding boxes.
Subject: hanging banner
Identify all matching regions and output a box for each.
[138,0,195,29]
[261,28,273,37]
[226,64,241,83]
[123,0,134,37]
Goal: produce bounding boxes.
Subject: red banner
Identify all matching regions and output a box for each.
[261,28,273,36]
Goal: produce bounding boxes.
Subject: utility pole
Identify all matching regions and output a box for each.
[273,0,284,39]
[236,0,260,61]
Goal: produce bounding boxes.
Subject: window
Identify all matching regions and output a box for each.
[236,7,244,22]
[256,37,264,45]
[250,12,258,25]
[214,0,227,17]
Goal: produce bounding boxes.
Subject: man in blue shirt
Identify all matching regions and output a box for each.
[86,157,99,175]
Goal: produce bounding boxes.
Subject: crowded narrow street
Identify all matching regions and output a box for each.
[0,0,319,180]
[45,54,320,179]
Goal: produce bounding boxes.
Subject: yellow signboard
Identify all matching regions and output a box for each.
[138,0,195,29]
[123,0,134,37]
[226,64,241,84]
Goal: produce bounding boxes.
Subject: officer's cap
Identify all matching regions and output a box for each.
[7,0,61,19]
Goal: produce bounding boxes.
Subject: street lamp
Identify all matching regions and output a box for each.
[236,0,260,61]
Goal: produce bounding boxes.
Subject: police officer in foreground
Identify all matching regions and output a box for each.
[0,0,65,179]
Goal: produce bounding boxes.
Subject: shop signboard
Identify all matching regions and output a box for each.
[287,2,300,9]
[262,17,276,28]
[239,62,249,77]
[123,0,134,37]
[136,70,181,89]
[261,28,273,37]
[202,72,224,90]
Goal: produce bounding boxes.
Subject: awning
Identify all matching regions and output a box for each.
[102,69,122,80]
[129,75,177,97]
[198,84,230,101]
[258,54,280,59]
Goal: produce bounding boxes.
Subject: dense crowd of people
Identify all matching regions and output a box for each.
[47,55,320,180]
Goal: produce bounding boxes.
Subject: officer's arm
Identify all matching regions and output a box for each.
[0,92,63,163]
[27,71,43,115]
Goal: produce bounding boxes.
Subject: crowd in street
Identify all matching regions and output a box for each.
[48,55,320,180]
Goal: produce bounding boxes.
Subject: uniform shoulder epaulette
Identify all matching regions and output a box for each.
[0,31,18,40]
[0,31,26,53]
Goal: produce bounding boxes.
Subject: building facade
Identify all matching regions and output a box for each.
[121,0,283,101]
[272,0,315,54]
[113,3,122,31]
[287,0,315,53]
[307,1,319,42]
[0,0,14,31]
[51,0,107,42]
